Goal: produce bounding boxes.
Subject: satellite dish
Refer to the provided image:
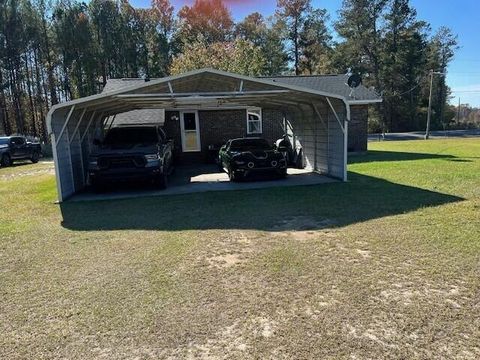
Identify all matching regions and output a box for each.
[347,74,362,88]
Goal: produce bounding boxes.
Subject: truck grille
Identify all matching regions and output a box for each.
[98,156,146,169]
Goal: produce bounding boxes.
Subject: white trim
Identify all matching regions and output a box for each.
[348,99,383,105]
[246,107,262,135]
[179,110,201,152]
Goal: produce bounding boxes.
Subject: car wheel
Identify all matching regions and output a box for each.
[278,169,288,179]
[31,151,40,163]
[228,168,237,182]
[1,154,12,167]
[155,171,168,189]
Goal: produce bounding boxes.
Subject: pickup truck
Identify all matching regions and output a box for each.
[88,125,174,190]
[0,136,42,167]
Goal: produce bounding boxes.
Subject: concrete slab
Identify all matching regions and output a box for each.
[70,165,337,202]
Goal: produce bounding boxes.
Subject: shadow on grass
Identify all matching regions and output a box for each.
[60,172,462,232]
[348,150,462,164]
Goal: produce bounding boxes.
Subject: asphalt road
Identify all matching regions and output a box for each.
[368,129,480,141]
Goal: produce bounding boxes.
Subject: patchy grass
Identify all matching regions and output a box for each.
[0,139,479,359]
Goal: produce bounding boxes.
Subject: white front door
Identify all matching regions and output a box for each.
[180,111,201,152]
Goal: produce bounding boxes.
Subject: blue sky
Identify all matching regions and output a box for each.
[130,0,480,106]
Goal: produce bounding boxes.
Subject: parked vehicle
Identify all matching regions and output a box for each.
[0,136,42,167]
[88,125,173,190]
[275,134,304,169]
[218,137,287,181]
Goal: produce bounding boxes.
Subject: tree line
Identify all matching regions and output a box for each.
[0,0,458,141]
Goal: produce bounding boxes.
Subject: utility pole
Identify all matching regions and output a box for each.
[425,70,445,140]
[457,97,461,123]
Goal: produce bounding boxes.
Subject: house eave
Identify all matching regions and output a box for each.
[348,99,383,105]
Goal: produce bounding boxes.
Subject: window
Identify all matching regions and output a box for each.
[247,108,262,134]
[11,137,25,146]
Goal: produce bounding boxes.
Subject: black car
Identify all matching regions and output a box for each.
[0,136,42,167]
[88,125,174,190]
[218,138,287,181]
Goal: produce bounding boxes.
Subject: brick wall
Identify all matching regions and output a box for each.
[163,109,285,164]
[348,105,368,152]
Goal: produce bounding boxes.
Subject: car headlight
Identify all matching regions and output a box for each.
[89,158,98,167]
[235,160,246,165]
[145,154,160,161]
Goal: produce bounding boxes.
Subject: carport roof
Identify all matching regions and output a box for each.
[102,73,382,104]
[262,75,381,104]
[47,68,379,134]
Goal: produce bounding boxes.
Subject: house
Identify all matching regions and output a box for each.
[47,68,381,202]
[103,74,381,162]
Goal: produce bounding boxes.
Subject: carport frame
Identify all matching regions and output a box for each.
[47,68,354,202]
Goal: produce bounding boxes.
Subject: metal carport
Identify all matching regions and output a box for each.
[47,68,351,202]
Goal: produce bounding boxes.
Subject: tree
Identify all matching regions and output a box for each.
[298,8,332,74]
[276,0,311,75]
[235,13,288,75]
[381,0,428,131]
[426,27,458,129]
[176,0,233,46]
[170,39,266,76]
[335,0,388,91]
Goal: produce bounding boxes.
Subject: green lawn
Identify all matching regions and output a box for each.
[1,139,479,359]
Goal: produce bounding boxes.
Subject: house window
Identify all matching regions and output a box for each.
[247,108,262,135]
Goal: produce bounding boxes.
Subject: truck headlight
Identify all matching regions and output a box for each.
[145,154,160,161]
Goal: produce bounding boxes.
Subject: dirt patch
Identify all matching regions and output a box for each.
[0,162,54,180]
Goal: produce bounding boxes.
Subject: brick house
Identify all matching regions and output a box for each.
[102,73,381,164]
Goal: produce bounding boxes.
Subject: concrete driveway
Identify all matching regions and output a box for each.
[70,164,336,202]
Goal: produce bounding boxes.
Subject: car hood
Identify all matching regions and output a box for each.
[91,144,157,157]
[231,149,283,160]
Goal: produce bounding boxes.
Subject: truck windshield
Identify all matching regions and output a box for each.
[229,139,271,151]
[103,127,157,146]
[0,138,9,145]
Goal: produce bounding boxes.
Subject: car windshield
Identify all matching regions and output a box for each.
[0,137,9,145]
[103,127,157,146]
[229,139,272,151]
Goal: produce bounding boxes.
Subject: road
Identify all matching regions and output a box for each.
[368,129,480,141]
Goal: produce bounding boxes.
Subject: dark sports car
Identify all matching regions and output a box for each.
[218,138,287,181]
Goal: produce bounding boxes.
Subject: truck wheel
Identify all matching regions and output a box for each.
[1,154,12,167]
[31,151,40,163]
[155,172,168,189]
[91,179,106,193]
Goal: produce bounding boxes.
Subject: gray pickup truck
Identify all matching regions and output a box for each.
[87,125,174,190]
[0,136,42,167]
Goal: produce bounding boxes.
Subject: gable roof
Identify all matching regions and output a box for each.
[102,79,165,125]
[261,74,381,104]
[101,73,382,105]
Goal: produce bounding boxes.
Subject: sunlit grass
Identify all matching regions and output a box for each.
[0,139,479,359]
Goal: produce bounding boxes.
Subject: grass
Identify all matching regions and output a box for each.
[1,139,479,359]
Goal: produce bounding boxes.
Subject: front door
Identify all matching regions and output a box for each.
[180,111,200,152]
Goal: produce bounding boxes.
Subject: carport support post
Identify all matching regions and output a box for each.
[344,102,350,182]
[50,131,63,202]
